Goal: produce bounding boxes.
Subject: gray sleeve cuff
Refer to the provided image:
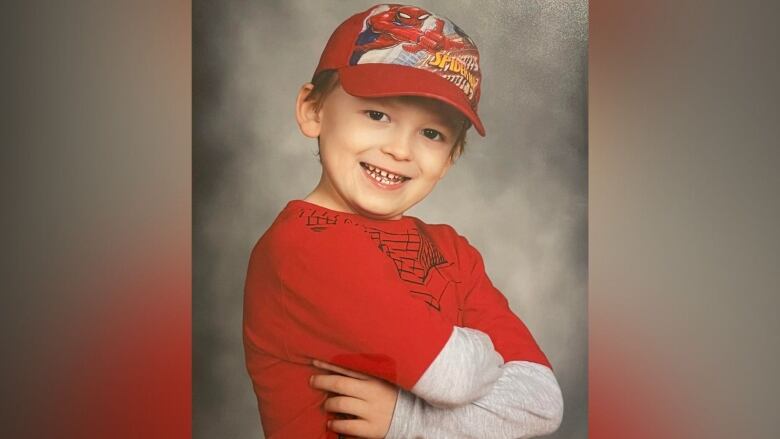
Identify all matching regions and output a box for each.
[384,388,416,439]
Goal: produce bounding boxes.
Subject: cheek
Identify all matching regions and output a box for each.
[322,121,376,154]
[418,150,452,179]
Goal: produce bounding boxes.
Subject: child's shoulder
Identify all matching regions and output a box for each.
[253,200,328,250]
[414,219,460,244]
[254,200,389,255]
[415,219,459,237]
[410,218,482,262]
[409,213,476,240]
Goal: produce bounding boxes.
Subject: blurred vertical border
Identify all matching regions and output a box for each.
[2,1,191,438]
[591,0,780,438]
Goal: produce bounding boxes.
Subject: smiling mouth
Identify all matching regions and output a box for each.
[360,162,411,185]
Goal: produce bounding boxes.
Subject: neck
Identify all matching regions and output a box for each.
[303,174,354,214]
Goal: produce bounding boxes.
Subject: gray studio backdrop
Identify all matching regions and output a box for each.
[194,1,587,438]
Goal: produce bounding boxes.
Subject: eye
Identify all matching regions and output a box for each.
[399,12,411,19]
[422,128,443,141]
[366,110,389,122]
[418,14,430,20]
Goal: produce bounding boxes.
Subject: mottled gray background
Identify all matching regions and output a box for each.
[194,1,587,438]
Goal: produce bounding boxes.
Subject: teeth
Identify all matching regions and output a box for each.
[363,162,407,184]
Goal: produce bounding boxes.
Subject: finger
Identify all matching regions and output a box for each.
[312,360,373,380]
[310,374,364,398]
[322,395,366,418]
[328,418,372,437]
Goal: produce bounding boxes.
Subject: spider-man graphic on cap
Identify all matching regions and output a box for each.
[350,4,467,64]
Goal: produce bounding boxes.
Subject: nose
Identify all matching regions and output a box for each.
[380,132,414,161]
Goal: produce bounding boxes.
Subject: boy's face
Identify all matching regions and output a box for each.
[297,83,462,220]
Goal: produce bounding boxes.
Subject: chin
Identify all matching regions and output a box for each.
[362,209,402,220]
[355,202,404,220]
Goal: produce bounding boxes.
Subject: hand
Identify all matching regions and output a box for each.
[418,34,442,51]
[420,19,445,50]
[310,360,399,439]
[422,30,444,47]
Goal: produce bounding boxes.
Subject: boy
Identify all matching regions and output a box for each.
[244,4,563,438]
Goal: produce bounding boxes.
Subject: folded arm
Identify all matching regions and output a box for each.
[247,221,505,398]
[386,232,562,437]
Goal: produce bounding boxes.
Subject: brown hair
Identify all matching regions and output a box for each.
[305,70,470,161]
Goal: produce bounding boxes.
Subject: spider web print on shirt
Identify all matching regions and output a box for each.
[365,227,446,285]
[297,207,453,310]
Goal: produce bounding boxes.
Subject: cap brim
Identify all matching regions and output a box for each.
[338,64,485,136]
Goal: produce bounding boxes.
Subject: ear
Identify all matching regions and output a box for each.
[295,83,321,138]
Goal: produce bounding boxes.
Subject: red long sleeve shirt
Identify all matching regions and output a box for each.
[243,200,549,438]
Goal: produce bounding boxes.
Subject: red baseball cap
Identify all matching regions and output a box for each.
[313,4,486,136]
